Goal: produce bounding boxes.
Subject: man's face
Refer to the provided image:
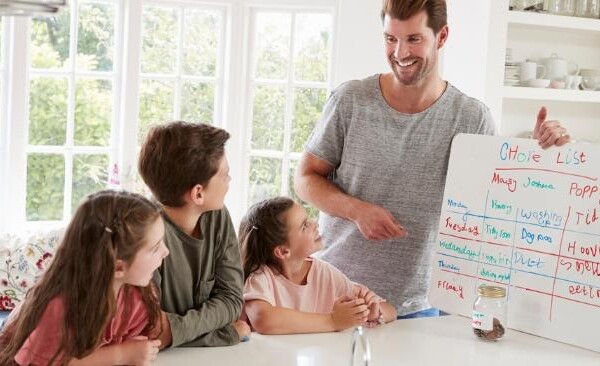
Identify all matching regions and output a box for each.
[383,11,447,86]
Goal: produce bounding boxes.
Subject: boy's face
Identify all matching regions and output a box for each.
[201,154,231,211]
[383,11,447,86]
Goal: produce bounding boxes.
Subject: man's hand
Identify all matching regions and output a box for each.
[533,106,571,149]
[352,201,406,241]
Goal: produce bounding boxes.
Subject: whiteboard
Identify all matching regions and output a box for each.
[429,133,600,352]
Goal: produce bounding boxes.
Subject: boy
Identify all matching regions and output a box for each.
[139,121,249,347]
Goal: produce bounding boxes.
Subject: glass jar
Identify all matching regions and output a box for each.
[514,0,545,10]
[574,0,600,18]
[549,0,576,15]
[472,285,507,341]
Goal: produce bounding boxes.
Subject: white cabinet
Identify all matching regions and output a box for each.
[443,0,599,143]
[496,1,600,143]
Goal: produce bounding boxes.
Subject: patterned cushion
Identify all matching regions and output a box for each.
[0,228,63,311]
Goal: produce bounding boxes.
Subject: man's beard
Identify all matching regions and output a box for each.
[389,48,436,86]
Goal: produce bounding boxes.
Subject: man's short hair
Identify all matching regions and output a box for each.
[138,121,230,207]
[380,0,447,34]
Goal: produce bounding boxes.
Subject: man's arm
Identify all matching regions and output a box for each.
[294,152,405,241]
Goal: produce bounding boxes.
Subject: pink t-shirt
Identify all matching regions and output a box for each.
[15,286,151,366]
[243,257,355,322]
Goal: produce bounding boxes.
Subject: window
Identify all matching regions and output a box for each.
[244,9,332,216]
[27,0,118,221]
[0,0,337,228]
[138,3,225,142]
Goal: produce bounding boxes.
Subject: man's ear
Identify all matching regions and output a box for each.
[437,25,449,49]
[273,245,290,260]
[189,184,205,205]
[114,259,126,280]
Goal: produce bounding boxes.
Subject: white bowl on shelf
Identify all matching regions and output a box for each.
[527,79,550,88]
[581,76,600,91]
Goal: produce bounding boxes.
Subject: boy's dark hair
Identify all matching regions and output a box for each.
[138,121,230,207]
[239,197,295,280]
[380,0,447,34]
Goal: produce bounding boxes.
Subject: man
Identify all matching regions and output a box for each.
[294,0,570,318]
[139,122,250,346]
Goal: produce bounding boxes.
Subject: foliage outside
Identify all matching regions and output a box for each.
[248,12,331,219]
[23,3,329,222]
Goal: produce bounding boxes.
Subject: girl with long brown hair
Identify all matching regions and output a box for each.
[0,190,169,365]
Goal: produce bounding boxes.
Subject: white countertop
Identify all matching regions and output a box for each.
[155,315,599,365]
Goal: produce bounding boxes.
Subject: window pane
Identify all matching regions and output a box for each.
[77,2,115,72]
[26,154,65,221]
[251,85,285,150]
[183,9,220,76]
[138,79,175,143]
[248,157,281,205]
[255,13,290,80]
[292,88,326,152]
[181,81,215,123]
[75,79,112,146]
[294,14,331,82]
[31,10,71,69]
[142,6,178,74]
[288,160,318,219]
[72,154,108,212]
[29,77,68,145]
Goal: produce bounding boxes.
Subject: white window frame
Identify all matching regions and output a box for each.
[27,0,123,223]
[4,16,31,232]
[0,0,340,231]
[119,0,230,193]
[138,1,228,125]
[226,0,336,224]
[0,18,8,232]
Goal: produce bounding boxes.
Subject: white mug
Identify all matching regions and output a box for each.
[520,61,546,84]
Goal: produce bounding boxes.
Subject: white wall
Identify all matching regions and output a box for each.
[331,0,387,86]
[333,0,494,98]
[442,0,492,103]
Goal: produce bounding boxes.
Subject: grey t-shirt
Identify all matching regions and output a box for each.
[306,74,496,315]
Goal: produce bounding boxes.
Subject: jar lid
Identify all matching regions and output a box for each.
[477,285,506,298]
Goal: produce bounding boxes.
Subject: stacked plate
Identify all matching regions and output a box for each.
[504,63,521,86]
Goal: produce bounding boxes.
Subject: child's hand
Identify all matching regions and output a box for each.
[118,336,160,366]
[331,295,369,331]
[146,310,172,349]
[367,301,381,322]
[233,319,251,341]
[354,285,383,307]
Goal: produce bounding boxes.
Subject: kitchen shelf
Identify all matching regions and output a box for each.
[508,10,600,33]
[503,86,600,102]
